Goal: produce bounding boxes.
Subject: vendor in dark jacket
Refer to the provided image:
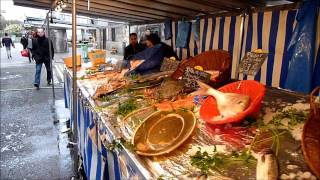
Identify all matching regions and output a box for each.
[146,33,179,60]
[126,33,178,75]
[124,33,145,60]
[32,28,54,90]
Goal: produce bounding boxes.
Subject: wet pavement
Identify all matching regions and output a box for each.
[0,44,76,179]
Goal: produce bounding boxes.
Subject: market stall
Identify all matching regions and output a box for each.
[13,0,320,179]
[63,60,319,179]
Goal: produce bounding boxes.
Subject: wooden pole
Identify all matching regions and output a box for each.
[46,11,55,100]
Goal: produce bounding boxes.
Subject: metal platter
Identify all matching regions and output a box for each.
[132,110,196,156]
[121,106,158,139]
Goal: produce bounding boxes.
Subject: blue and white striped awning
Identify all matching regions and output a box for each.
[170,8,320,89]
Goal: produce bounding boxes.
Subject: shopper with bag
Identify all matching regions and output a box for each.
[20,32,33,63]
[32,28,54,90]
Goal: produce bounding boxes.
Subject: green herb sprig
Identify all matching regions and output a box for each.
[117,99,138,117]
[99,95,111,102]
[130,73,140,81]
[105,139,122,151]
[85,69,97,75]
[269,108,308,129]
[119,138,135,151]
[104,138,135,151]
[190,148,223,175]
[229,150,256,164]
[190,148,256,176]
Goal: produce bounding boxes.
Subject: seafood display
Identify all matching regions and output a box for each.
[93,79,126,99]
[67,60,317,180]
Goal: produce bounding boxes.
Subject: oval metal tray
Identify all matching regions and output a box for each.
[132,110,196,156]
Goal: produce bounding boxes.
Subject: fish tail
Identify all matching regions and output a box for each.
[196,81,222,98]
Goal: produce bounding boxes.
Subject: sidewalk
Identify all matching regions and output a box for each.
[0,43,76,179]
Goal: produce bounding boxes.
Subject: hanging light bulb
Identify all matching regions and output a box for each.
[61,1,67,8]
[54,0,67,13]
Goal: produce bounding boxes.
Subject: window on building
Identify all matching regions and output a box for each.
[111,28,116,41]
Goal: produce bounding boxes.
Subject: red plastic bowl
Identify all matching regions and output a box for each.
[199,80,266,124]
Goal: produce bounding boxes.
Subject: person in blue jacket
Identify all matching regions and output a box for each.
[126,33,178,76]
[2,33,15,59]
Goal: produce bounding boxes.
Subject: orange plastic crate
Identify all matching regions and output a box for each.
[88,50,106,66]
[199,80,266,124]
[63,55,81,68]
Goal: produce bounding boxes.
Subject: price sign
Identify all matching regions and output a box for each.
[238,52,268,76]
[182,67,211,91]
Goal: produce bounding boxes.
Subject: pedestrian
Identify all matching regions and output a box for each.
[20,32,32,63]
[31,28,54,90]
[27,32,34,62]
[2,33,15,59]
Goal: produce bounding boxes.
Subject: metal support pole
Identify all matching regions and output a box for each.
[72,0,77,134]
[128,24,131,35]
[72,0,79,176]
[47,11,55,100]
[235,14,245,79]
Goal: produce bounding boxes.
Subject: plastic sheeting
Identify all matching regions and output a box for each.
[164,19,172,40]
[176,21,192,48]
[285,0,319,93]
[313,45,320,89]
[194,16,200,41]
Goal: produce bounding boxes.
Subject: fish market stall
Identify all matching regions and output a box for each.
[63,58,319,179]
[13,0,319,179]
[60,0,319,179]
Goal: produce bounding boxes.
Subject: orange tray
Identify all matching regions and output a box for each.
[199,80,266,124]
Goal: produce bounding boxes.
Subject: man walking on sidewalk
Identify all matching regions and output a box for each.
[2,33,15,59]
[32,28,54,90]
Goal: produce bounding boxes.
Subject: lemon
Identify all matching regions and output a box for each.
[169,56,176,61]
[254,49,265,53]
[194,66,203,71]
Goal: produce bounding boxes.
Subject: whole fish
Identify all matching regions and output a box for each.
[197,81,250,120]
[255,149,279,180]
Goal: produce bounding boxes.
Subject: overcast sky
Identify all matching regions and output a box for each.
[1,0,47,21]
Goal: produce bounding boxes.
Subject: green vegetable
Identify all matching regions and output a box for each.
[229,150,256,164]
[105,139,122,151]
[130,73,140,81]
[85,69,97,74]
[250,126,287,156]
[94,106,105,112]
[191,106,196,113]
[117,99,138,116]
[269,108,308,129]
[99,95,111,102]
[104,138,135,152]
[190,148,256,176]
[119,138,135,151]
[157,174,175,180]
[190,148,223,175]
[179,107,188,112]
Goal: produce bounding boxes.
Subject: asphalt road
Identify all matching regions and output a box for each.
[0,44,76,179]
